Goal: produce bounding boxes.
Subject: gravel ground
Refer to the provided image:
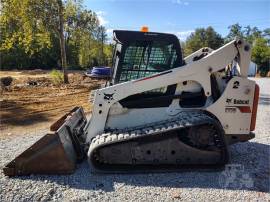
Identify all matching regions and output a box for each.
[0,78,269,202]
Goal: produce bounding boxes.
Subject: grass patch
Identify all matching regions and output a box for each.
[50,69,64,85]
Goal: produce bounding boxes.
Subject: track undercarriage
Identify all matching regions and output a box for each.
[89,111,229,172]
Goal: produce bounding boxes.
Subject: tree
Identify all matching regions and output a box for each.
[57,0,68,83]
[0,0,112,71]
[184,26,224,56]
[96,26,107,64]
[251,37,270,76]
[65,3,100,67]
[263,28,270,44]
[0,0,55,68]
[243,26,262,44]
[226,23,244,42]
[226,24,270,76]
[226,24,263,45]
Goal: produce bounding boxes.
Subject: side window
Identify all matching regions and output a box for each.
[148,42,177,71]
[120,43,146,82]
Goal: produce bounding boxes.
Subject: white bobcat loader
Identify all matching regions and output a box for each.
[3,29,259,176]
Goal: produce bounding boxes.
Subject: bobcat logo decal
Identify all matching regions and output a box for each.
[103,93,114,100]
[226,98,232,105]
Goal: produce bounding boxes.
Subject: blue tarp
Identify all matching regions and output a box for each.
[86,66,111,78]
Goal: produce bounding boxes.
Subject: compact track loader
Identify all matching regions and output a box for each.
[3,29,259,176]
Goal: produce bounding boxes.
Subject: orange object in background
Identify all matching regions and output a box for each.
[141,26,149,32]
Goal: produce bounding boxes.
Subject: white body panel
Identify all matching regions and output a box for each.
[107,108,169,129]
[207,77,255,134]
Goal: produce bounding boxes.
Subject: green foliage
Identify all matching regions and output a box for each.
[0,0,268,76]
[0,0,112,70]
[263,28,270,43]
[182,25,269,76]
[224,24,270,76]
[184,26,224,56]
[225,23,263,44]
[50,69,64,85]
[226,23,244,42]
[251,38,270,76]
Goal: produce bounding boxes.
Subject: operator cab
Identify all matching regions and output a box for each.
[110,30,184,85]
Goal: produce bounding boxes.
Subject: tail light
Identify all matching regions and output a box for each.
[250,84,259,131]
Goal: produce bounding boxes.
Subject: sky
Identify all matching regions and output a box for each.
[85,0,270,41]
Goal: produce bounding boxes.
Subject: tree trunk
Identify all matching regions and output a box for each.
[101,34,104,64]
[88,34,91,66]
[57,0,68,83]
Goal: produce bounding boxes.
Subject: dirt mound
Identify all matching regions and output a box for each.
[67,73,105,89]
[0,70,107,133]
[10,77,52,90]
[26,77,52,87]
[68,73,85,84]
[1,71,106,93]
[23,69,47,75]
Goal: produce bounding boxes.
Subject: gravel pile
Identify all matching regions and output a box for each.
[0,78,269,202]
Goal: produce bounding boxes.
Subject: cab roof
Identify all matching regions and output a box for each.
[113,30,181,45]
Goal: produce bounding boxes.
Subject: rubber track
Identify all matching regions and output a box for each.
[88,110,228,172]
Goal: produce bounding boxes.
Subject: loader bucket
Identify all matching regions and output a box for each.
[3,107,87,177]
